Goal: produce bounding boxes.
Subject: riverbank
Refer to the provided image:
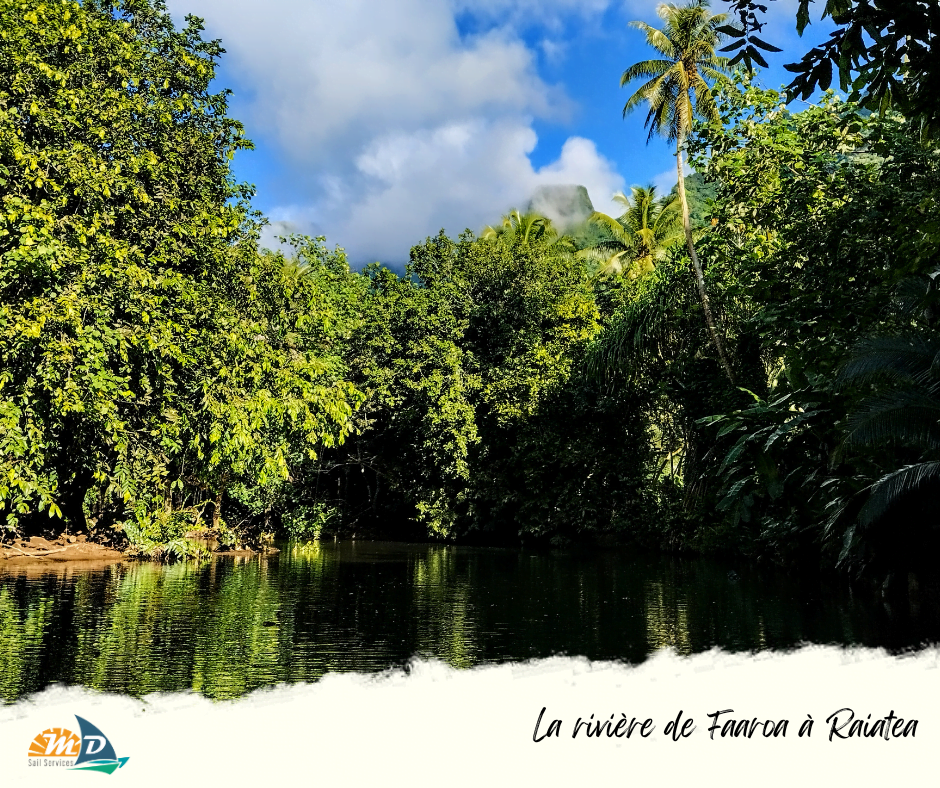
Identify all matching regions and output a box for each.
[0,534,126,566]
[0,532,279,566]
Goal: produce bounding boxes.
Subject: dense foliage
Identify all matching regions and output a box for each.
[721,1,940,130]
[0,0,359,556]
[275,226,654,546]
[2,0,938,580]
[591,75,940,576]
[692,78,940,575]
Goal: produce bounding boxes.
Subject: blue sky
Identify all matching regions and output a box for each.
[165,0,833,266]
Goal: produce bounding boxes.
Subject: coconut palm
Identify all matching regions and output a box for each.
[621,0,734,381]
[481,210,577,259]
[482,210,554,244]
[581,185,682,279]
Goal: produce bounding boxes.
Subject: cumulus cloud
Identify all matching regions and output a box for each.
[261,122,624,262]
[171,0,569,159]
[651,165,679,196]
[167,0,628,263]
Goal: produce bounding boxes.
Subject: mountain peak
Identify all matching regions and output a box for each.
[526,184,594,230]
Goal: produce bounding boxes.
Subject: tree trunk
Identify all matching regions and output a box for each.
[52,418,93,534]
[675,144,735,384]
[211,489,223,531]
[58,467,92,534]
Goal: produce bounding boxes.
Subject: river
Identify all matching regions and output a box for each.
[2,540,937,703]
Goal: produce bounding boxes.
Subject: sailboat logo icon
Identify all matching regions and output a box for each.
[69,716,130,774]
[27,716,129,775]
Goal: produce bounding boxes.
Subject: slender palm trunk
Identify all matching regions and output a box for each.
[675,143,735,384]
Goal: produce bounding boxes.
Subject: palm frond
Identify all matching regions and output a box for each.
[628,21,676,59]
[843,389,940,452]
[586,259,694,379]
[645,80,680,141]
[585,249,630,278]
[611,191,632,212]
[623,70,674,120]
[857,461,940,530]
[579,241,631,259]
[635,227,657,249]
[620,58,674,85]
[586,211,632,244]
[693,81,721,125]
[701,61,731,80]
[894,274,937,318]
[839,336,940,389]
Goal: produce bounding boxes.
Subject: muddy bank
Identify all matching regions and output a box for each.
[0,533,278,568]
[0,534,125,566]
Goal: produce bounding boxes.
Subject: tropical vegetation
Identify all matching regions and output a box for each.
[1,0,938,583]
[620,0,735,382]
[580,186,681,279]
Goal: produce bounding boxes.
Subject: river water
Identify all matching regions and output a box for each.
[2,540,937,703]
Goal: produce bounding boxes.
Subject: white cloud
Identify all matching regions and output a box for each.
[651,164,679,196]
[168,0,627,263]
[534,136,626,216]
[170,0,567,162]
[261,122,624,263]
[539,38,568,65]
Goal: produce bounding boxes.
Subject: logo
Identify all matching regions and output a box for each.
[27,716,129,774]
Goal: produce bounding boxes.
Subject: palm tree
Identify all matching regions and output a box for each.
[482,210,556,245]
[581,185,682,279]
[481,210,578,259]
[621,0,734,382]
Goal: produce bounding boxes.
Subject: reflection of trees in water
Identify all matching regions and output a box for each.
[190,558,284,699]
[2,547,939,703]
[643,580,692,655]
[279,541,374,681]
[76,563,201,695]
[54,558,293,700]
[641,559,772,654]
[0,586,53,702]
[411,547,479,669]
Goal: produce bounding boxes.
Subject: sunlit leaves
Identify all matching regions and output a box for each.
[0,0,360,543]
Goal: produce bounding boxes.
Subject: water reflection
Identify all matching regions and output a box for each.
[0,542,937,703]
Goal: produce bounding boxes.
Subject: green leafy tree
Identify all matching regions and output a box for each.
[721,0,940,133]
[690,77,940,569]
[223,235,368,542]
[0,0,359,546]
[587,243,739,550]
[294,225,614,543]
[667,172,716,229]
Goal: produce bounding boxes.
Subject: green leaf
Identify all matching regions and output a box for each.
[751,37,783,53]
[796,1,811,35]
